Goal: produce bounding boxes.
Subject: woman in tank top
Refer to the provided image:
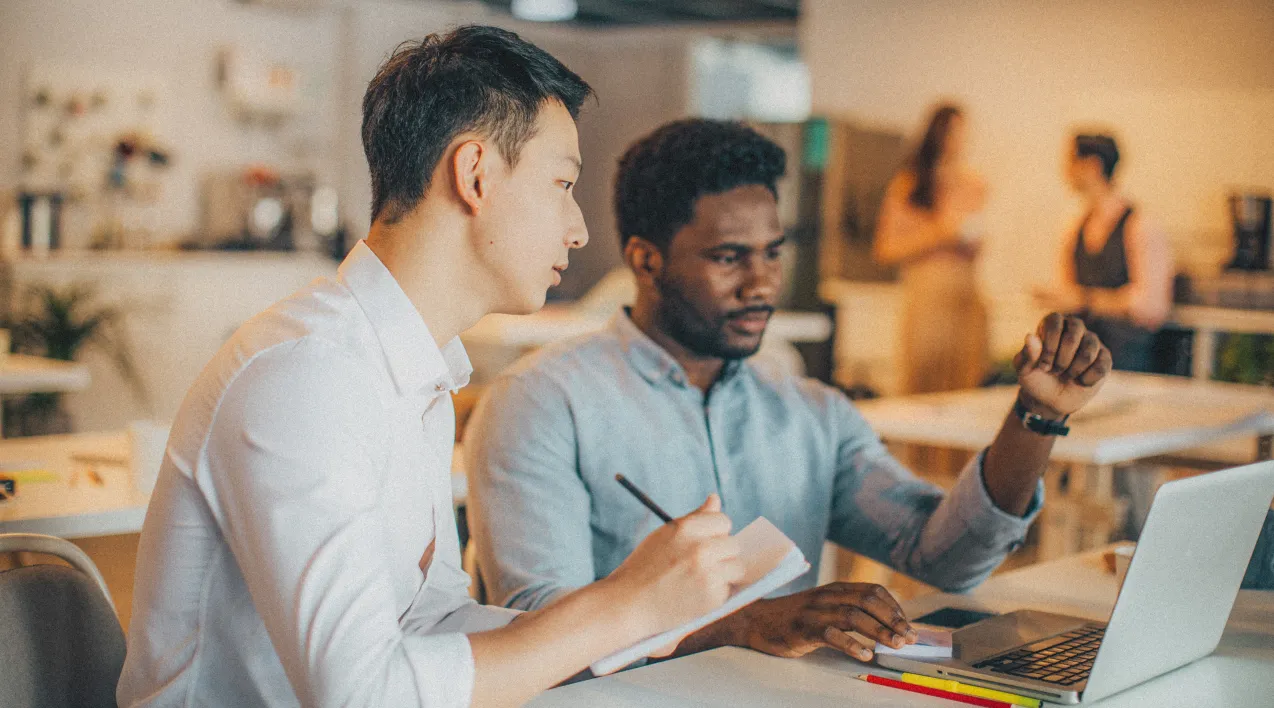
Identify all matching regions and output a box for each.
[1035,134,1172,372]
[875,103,989,395]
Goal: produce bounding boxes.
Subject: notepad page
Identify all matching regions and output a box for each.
[875,627,954,658]
[590,517,811,676]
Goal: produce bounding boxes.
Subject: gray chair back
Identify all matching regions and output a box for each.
[0,534,125,708]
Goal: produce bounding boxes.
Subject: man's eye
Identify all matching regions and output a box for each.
[560,180,575,191]
[711,254,740,265]
[765,247,783,261]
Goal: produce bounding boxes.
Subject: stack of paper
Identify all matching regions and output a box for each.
[590,517,810,675]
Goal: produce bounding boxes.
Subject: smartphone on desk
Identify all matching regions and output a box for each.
[912,607,997,630]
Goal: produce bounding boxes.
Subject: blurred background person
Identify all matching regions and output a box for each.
[1034,133,1173,372]
[874,103,989,397]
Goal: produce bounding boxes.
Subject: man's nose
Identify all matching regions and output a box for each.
[566,201,588,250]
[739,254,781,302]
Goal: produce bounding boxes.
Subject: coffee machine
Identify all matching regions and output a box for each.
[195,167,341,252]
[1227,192,1273,271]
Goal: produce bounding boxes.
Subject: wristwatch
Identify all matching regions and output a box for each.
[1013,396,1070,437]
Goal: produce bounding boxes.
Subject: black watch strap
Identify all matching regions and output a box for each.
[1013,397,1070,436]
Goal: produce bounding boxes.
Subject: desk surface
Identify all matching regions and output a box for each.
[531,549,1274,707]
[1170,305,1274,335]
[0,433,471,539]
[855,373,1274,466]
[0,354,92,395]
[0,432,142,539]
[462,306,832,348]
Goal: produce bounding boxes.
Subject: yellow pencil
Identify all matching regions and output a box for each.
[901,673,1041,708]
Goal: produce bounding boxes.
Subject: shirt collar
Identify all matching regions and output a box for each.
[611,309,745,388]
[338,240,472,397]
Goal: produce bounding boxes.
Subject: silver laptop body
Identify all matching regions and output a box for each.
[877,461,1274,704]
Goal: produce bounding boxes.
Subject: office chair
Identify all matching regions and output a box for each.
[0,533,126,708]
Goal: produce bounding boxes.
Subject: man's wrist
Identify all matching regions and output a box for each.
[1016,389,1065,421]
[722,600,763,649]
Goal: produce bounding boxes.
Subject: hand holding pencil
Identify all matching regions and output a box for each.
[603,489,743,649]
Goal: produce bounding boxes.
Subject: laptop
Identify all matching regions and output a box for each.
[877,461,1274,704]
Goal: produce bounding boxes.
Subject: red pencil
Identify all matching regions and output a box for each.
[856,674,1014,708]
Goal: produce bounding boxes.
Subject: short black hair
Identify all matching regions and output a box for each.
[362,25,593,224]
[1075,133,1120,181]
[615,119,786,251]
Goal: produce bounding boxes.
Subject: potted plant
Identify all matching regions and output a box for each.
[1215,333,1274,386]
[2,283,147,437]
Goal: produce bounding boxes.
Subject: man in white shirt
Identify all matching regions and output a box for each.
[118,26,749,708]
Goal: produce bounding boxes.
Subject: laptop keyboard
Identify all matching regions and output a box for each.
[972,624,1106,687]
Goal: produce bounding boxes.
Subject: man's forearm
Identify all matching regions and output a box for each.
[981,391,1058,517]
[468,578,648,708]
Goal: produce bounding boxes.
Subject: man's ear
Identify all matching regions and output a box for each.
[450,139,488,214]
[624,237,664,285]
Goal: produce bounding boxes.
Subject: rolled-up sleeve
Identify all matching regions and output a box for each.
[466,369,596,612]
[827,394,1042,593]
[203,341,478,707]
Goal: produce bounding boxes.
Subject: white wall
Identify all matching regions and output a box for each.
[0,0,345,247]
[8,252,336,432]
[802,0,1274,363]
[1,0,762,291]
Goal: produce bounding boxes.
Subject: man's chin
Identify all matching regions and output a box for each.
[718,334,764,360]
[494,290,548,317]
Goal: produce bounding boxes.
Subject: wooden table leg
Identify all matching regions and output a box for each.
[1074,463,1119,551]
[1087,464,1115,503]
[1038,463,1076,562]
[1192,327,1216,380]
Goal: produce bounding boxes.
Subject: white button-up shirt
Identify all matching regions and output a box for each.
[118,241,516,707]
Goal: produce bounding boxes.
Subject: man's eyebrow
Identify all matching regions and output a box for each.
[702,242,752,253]
[702,234,787,252]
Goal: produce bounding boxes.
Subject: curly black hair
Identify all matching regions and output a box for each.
[615,119,786,251]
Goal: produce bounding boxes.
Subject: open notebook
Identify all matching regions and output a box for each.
[590,517,810,676]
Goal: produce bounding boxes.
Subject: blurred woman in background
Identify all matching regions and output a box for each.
[876,103,989,395]
[1034,133,1172,372]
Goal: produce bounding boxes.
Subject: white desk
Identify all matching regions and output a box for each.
[0,433,472,540]
[855,373,1274,557]
[1169,306,1274,381]
[0,432,144,539]
[462,306,833,348]
[0,354,92,395]
[530,549,1274,707]
[0,354,92,437]
[856,373,1274,468]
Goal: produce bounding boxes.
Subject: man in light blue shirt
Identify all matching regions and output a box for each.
[467,119,1115,662]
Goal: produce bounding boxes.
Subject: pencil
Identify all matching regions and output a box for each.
[856,674,1013,708]
[615,474,673,523]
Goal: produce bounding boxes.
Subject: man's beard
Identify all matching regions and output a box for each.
[654,273,771,360]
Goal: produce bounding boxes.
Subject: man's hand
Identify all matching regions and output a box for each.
[1013,313,1112,418]
[724,582,916,662]
[603,495,744,646]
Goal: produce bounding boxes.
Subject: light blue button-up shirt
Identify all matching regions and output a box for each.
[467,312,1042,612]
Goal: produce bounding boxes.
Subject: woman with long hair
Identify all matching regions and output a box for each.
[876,103,989,396]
